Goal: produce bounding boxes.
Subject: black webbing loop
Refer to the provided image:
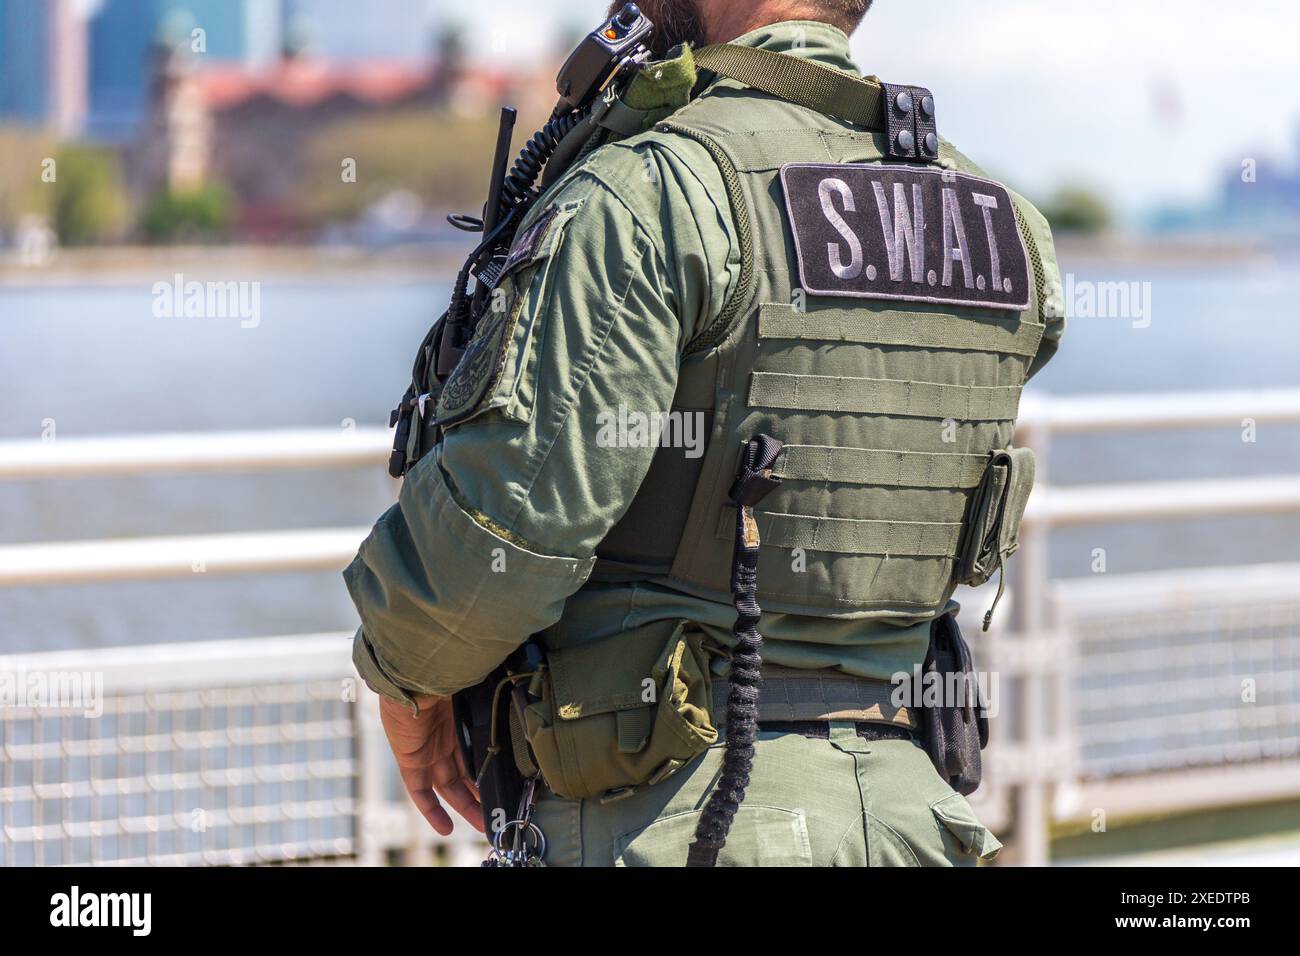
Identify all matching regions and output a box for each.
[687,435,784,868]
[692,44,886,132]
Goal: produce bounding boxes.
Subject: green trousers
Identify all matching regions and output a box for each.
[531,722,1002,867]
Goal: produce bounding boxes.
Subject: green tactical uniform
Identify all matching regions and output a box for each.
[345,20,1064,867]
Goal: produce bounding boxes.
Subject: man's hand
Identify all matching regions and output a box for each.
[379,693,484,835]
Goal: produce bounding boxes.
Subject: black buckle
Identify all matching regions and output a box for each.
[387,387,418,478]
[728,435,784,507]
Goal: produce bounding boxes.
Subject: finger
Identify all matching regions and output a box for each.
[399,763,455,835]
[433,776,485,833]
[431,756,484,828]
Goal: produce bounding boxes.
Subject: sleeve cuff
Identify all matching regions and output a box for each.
[351,627,419,708]
[344,454,596,698]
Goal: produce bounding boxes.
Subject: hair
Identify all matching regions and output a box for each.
[808,0,875,32]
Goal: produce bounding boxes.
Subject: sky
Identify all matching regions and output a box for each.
[450,0,1300,221]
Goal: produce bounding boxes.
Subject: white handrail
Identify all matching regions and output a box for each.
[1018,388,1300,434]
[1054,561,1300,614]
[2,389,1299,482]
[0,474,1294,586]
[0,527,369,586]
[1023,474,1300,527]
[0,389,1297,587]
[0,632,353,689]
[0,427,392,480]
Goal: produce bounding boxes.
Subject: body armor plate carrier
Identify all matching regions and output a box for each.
[592,60,1050,626]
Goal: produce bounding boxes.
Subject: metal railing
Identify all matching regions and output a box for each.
[0,634,485,867]
[0,636,358,866]
[979,391,1300,864]
[2,388,1300,865]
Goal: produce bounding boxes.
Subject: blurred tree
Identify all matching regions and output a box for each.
[1040,184,1113,235]
[138,185,233,243]
[50,145,128,245]
[294,108,505,225]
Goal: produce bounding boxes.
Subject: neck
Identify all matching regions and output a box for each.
[701,3,823,44]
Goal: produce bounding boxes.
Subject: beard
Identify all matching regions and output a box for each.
[607,0,707,59]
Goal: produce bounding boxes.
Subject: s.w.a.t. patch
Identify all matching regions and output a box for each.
[781,163,1031,312]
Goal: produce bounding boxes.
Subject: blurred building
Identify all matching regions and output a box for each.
[88,0,283,140]
[83,0,457,140]
[0,0,87,135]
[147,45,438,236]
[1,0,566,240]
[135,40,213,195]
[1150,127,1300,238]
[129,29,554,239]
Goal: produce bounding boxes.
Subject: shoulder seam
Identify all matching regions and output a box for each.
[565,159,668,266]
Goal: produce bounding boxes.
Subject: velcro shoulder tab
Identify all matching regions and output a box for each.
[436,202,580,428]
[499,204,563,282]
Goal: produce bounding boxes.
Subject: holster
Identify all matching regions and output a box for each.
[918,612,990,796]
[452,669,523,828]
[453,641,545,827]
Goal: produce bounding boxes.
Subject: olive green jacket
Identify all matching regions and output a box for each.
[344,20,1064,705]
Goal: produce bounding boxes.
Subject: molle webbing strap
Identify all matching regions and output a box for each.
[693,44,886,131]
[775,444,989,489]
[749,371,1023,421]
[712,667,917,730]
[714,509,964,557]
[757,303,1045,359]
[596,98,652,136]
[688,435,783,869]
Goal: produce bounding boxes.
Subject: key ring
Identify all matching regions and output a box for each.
[491,819,547,860]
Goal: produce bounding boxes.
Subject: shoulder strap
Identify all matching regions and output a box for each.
[692,43,885,131]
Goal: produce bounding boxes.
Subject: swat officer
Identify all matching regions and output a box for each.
[346,0,1064,866]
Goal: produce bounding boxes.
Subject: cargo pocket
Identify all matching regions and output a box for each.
[930,792,1002,864]
[523,620,718,800]
[435,200,581,430]
[957,446,1036,588]
[615,806,813,867]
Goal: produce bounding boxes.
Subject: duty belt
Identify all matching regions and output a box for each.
[711,664,917,731]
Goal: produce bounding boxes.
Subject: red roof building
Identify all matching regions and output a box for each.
[132,40,554,240]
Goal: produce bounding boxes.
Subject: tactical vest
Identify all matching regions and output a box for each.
[593,66,1049,623]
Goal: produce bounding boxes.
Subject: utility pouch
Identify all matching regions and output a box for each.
[523,620,718,801]
[918,612,989,796]
[957,446,1036,588]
